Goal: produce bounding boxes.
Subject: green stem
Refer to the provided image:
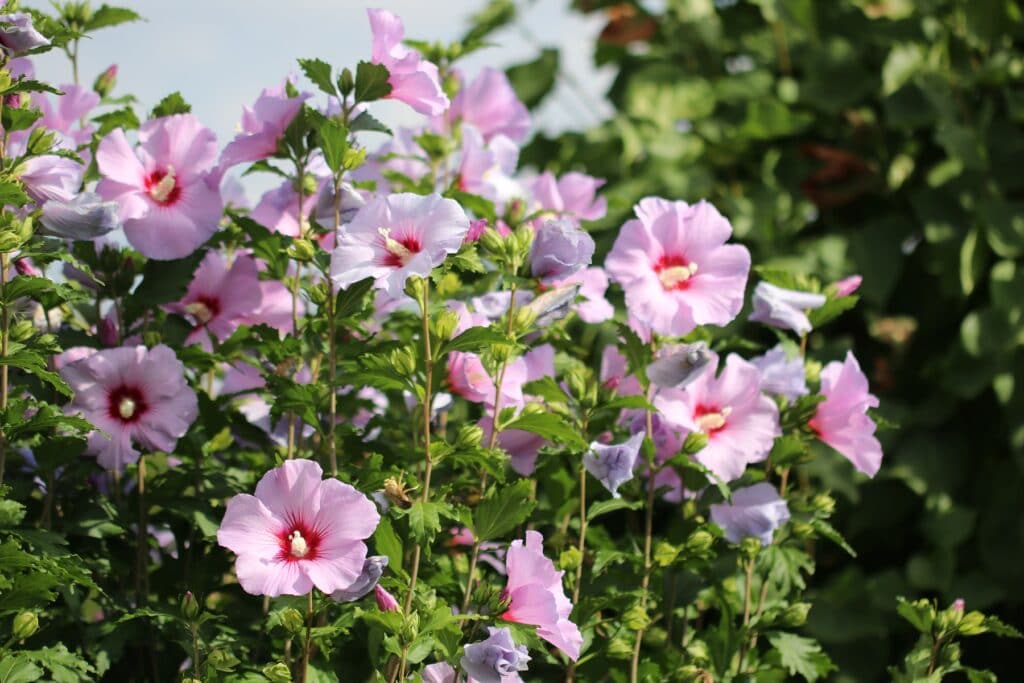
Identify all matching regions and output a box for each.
[629,386,657,683]
[327,176,344,477]
[136,455,149,606]
[300,590,314,683]
[0,253,8,484]
[736,559,756,673]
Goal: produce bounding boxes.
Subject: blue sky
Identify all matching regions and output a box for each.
[29,1,615,152]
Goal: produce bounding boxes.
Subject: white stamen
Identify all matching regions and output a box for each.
[149,166,177,203]
[378,227,414,265]
[118,397,137,420]
[658,263,698,289]
[695,405,731,432]
[184,301,214,324]
[289,530,309,558]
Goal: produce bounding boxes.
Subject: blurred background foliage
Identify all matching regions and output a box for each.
[479,0,1024,679]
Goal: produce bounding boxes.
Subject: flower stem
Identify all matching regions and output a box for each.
[565,464,590,683]
[629,387,657,683]
[0,253,9,484]
[460,539,481,615]
[736,558,756,673]
[326,177,344,477]
[136,455,149,606]
[191,621,201,680]
[299,590,314,683]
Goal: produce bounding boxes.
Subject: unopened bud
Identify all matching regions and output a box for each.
[10,319,34,342]
[957,611,986,636]
[682,431,709,455]
[685,530,714,556]
[180,591,200,620]
[375,584,400,612]
[287,238,316,262]
[93,64,118,97]
[559,547,582,571]
[433,310,458,342]
[262,662,292,683]
[623,604,650,631]
[952,598,965,613]
[12,612,38,640]
[98,314,119,347]
[685,639,710,663]
[779,602,811,627]
[338,68,354,96]
[455,424,484,450]
[811,493,835,515]
[740,537,761,561]
[608,635,634,659]
[278,607,304,634]
[791,521,814,539]
[13,257,40,277]
[478,228,505,255]
[654,541,680,567]
[342,147,368,171]
[389,347,416,376]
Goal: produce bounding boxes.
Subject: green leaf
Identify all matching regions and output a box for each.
[473,479,535,541]
[521,376,569,404]
[373,517,405,577]
[0,351,71,397]
[440,327,510,355]
[807,295,859,328]
[810,519,857,557]
[463,0,516,44]
[354,61,392,103]
[335,277,374,319]
[151,91,191,118]
[502,412,586,450]
[84,5,142,31]
[299,58,337,97]
[981,615,1023,638]
[349,110,392,135]
[0,655,44,683]
[124,250,204,320]
[406,500,443,544]
[895,596,935,634]
[312,114,350,174]
[506,49,559,108]
[93,107,140,136]
[2,79,61,96]
[587,497,642,522]
[767,632,836,682]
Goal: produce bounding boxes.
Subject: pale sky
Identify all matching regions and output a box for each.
[29,1,615,161]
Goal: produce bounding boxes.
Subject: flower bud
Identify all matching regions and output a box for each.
[791,520,814,539]
[685,529,714,556]
[375,584,400,612]
[623,604,650,631]
[433,310,459,342]
[262,663,292,683]
[205,648,240,672]
[478,227,506,255]
[682,431,709,455]
[952,598,965,613]
[12,612,38,640]
[559,547,582,571]
[739,536,761,561]
[98,314,119,347]
[93,64,118,97]
[13,257,39,277]
[278,607,304,634]
[779,602,811,627]
[654,541,680,567]
[180,591,200,620]
[810,492,835,516]
[9,319,34,342]
[455,424,484,450]
[338,67,354,97]
[287,238,316,262]
[608,635,634,659]
[685,639,710,663]
[957,611,986,636]
[388,347,416,376]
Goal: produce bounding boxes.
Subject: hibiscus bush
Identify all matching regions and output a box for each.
[0,2,1019,683]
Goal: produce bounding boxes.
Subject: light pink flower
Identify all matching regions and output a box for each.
[18,155,82,204]
[60,345,198,472]
[241,279,294,336]
[216,81,307,176]
[605,198,750,337]
[833,274,862,297]
[330,192,469,297]
[548,267,613,324]
[458,125,522,206]
[367,9,449,116]
[96,114,223,260]
[9,84,99,154]
[655,352,780,483]
[374,584,400,612]
[450,67,530,142]
[530,171,607,222]
[448,345,554,412]
[165,251,263,350]
[809,351,882,477]
[502,530,582,661]
[216,459,380,597]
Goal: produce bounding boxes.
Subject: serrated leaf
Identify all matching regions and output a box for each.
[811,519,857,557]
[354,61,392,103]
[767,632,836,682]
[440,326,509,355]
[0,351,71,397]
[373,517,405,577]
[298,58,337,97]
[502,411,586,450]
[587,497,642,521]
[349,110,392,135]
[151,91,191,118]
[521,376,568,404]
[896,596,934,634]
[473,479,535,541]
[84,5,142,31]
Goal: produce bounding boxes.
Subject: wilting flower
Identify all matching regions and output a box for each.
[748,282,826,336]
[809,351,882,477]
[605,198,750,337]
[216,81,307,176]
[530,171,607,222]
[530,218,595,283]
[647,342,712,390]
[60,345,198,472]
[331,555,388,602]
[583,431,645,497]
[524,284,579,328]
[96,114,223,260]
[331,192,469,297]
[18,155,82,204]
[217,459,380,597]
[710,482,790,546]
[750,344,807,401]
[502,530,582,660]
[833,274,862,297]
[0,12,49,54]
[655,352,780,483]
[39,192,120,240]
[422,663,457,683]
[367,9,449,116]
[462,627,531,683]
[549,267,613,324]
[165,251,263,350]
[449,67,530,142]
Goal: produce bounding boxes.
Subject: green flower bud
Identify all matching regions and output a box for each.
[263,662,292,682]
[180,591,200,620]
[685,638,710,664]
[142,330,162,348]
[685,530,714,556]
[623,603,651,631]
[654,541,681,567]
[287,238,317,262]
[455,424,484,450]
[10,319,35,342]
[389,347,417,377]
[811,493,836,516]
[205,648,240,672]
[478,228,505,255]
[805,359,822,384]
[740,536,761,561]
[779,602,811,627]
[433,310,459,342]
[565,368,589,402]
[338,68,354,96]
[682,431,709,455]
[308,282,329,306]
[278,607,304,635]
[559,547,582,571]
[93,64,118,97]
[608,635,634,660]
[512,305,537,332]
[342,147,368,171]
[791,521,814,539]
[957,611,986,636]
[12,612,38,640]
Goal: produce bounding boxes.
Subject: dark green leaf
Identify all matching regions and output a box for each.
[473,479,535,541]
[151,91,191,118]
[354,61,392,103]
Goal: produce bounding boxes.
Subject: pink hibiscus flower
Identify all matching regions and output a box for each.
[217,459,380,597]
[502,530,582,661]
[330,192,469,297]
[216,81,307,177]
[96,114,223,260]
[548,267,614,324]
[60,345,198,472]
[165,251,263,350]
[367,9,449,116]
[809,351,883,477]
[605,198,750,337]
[530,171,607,222]
[449,67,530,142]
[655,352,780,483]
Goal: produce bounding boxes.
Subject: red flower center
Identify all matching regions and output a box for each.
[378,227,422,268]
[145,167,181,206]
[694,404,731,435]
[185,296,220,326]
[277,520,323,562]
[654,254,697,291]
[107,385,148,424]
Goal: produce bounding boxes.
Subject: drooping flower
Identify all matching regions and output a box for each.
[450,67,531,143]
[216,81,307,176]
[18,155,82,204]
[750,344,807,401]
[748,282,826,336]
[0,12,49,54]
[60,345,198,472]
[709,482,790,546]
[462,627,531,683]
[330,555,387,602]
[549,267,613,324]
[367,9,449,116]
[96,114,223,260]
[502,530,582,661]
[583,431,645,497]
[655,352,780,483]
[809,351,883,477]
[530,218,595,283]
[331,192,469,297]
[39,192,120,240]
[646,342,712,390]
[165,251,263,350]
[530,171,607,222]
[216,459,380,597]
[605,198,750,337]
